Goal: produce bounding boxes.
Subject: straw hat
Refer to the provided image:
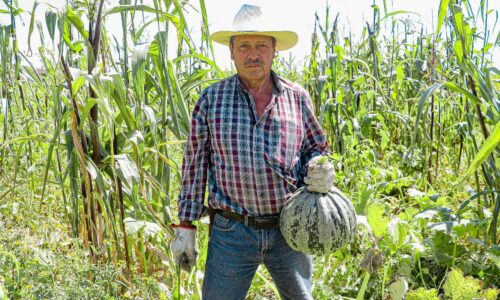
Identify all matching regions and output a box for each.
[210,4,298,51]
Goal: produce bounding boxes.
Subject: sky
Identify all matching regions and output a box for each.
[1,0,498,69]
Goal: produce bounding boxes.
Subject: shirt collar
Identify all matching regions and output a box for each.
[234,70,284,96]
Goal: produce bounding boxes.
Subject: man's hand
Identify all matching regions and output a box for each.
[304,155,335,193]
[170,224,197,272]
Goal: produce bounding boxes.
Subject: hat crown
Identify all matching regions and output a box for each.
[232,4,264,31]
[210,4,298,51]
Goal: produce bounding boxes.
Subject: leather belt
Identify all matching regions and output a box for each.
[216,209,280,229]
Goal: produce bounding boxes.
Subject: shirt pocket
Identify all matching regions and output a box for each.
[263,113,303,173]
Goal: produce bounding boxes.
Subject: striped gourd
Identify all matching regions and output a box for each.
[280,186,357,255]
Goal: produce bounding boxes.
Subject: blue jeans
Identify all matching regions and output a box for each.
[202,213,313,300]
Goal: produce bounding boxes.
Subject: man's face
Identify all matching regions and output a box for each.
[230,35,276,83]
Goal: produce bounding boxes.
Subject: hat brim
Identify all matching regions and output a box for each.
[211,31,298,51]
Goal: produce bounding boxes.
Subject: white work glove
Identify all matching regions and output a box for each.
[170,224,197,272]
[304,155,335,193]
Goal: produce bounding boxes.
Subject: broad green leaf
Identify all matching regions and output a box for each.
[388,276,409,300]
[105,4,158,15]
[442,81,481,106]
[45,10,57,41]
[406,288,439,300]
[132,44,148,106]
[461,60,498,109]
[428,232,466,265]
[443,269,482,299]
[124,217,161,237]
[482,288,500,300]
[115,154,139,189]
[396,64,404,82]
[366,202,389,238]
[66,4,88,39]
[413,83,443,144]
[454,40,463,64]
[126,130,144,147]
[437,0,450,35]
[387,217,410,250]
[72,75,86,97]
[457,121,500,185]
[111,75,135,131]
[104,4,179,26]
[79,98,98,130]
[86,158,108,194]
[62,14,81,52]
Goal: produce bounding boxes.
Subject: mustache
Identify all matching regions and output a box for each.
[244,58,263,66]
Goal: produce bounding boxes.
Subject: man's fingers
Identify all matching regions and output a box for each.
[307,184,331,193]
[304,177,333,185]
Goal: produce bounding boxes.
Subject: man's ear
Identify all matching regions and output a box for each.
[230,45,234,60]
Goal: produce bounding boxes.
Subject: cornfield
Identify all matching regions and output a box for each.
[0,0,499,299]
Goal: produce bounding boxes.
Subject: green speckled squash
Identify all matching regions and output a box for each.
[280,186,357,255]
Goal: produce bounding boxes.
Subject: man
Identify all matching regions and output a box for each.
[170,4,334,300]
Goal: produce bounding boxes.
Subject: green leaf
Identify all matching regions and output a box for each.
[437,0,450,35]
[387,217,410,250]
[456,121,500,186]
[104,4,179,25]
[45,10,58,41]
[454,40,463,64]
[412,83,443,144]
[79,98,98,130]
[388,276,409,300]
[442,81,481,106]
[443,269,482,299]
[66,4,88,39]
[406,288,439,300]
[428,232,466,265]
[105,4,158,15]
[482,288,500,300]
[380,10,420,23]
[72,75,86,97]
[366,202,389,238]
[27,0,39,54]
[85,159,110,214]
[124,217,162,237]
[115,154,139,189]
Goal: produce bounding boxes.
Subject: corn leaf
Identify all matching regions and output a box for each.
[66,5,88,39]
[45,10,57,42]
[27,1,39,54]
[437,0,451,35]
[456,121,500,186]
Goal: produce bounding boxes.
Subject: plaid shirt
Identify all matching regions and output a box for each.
[178,71,328,221]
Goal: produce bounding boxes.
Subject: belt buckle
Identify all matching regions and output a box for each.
[254,216,278,229]
[243,215,249,226]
